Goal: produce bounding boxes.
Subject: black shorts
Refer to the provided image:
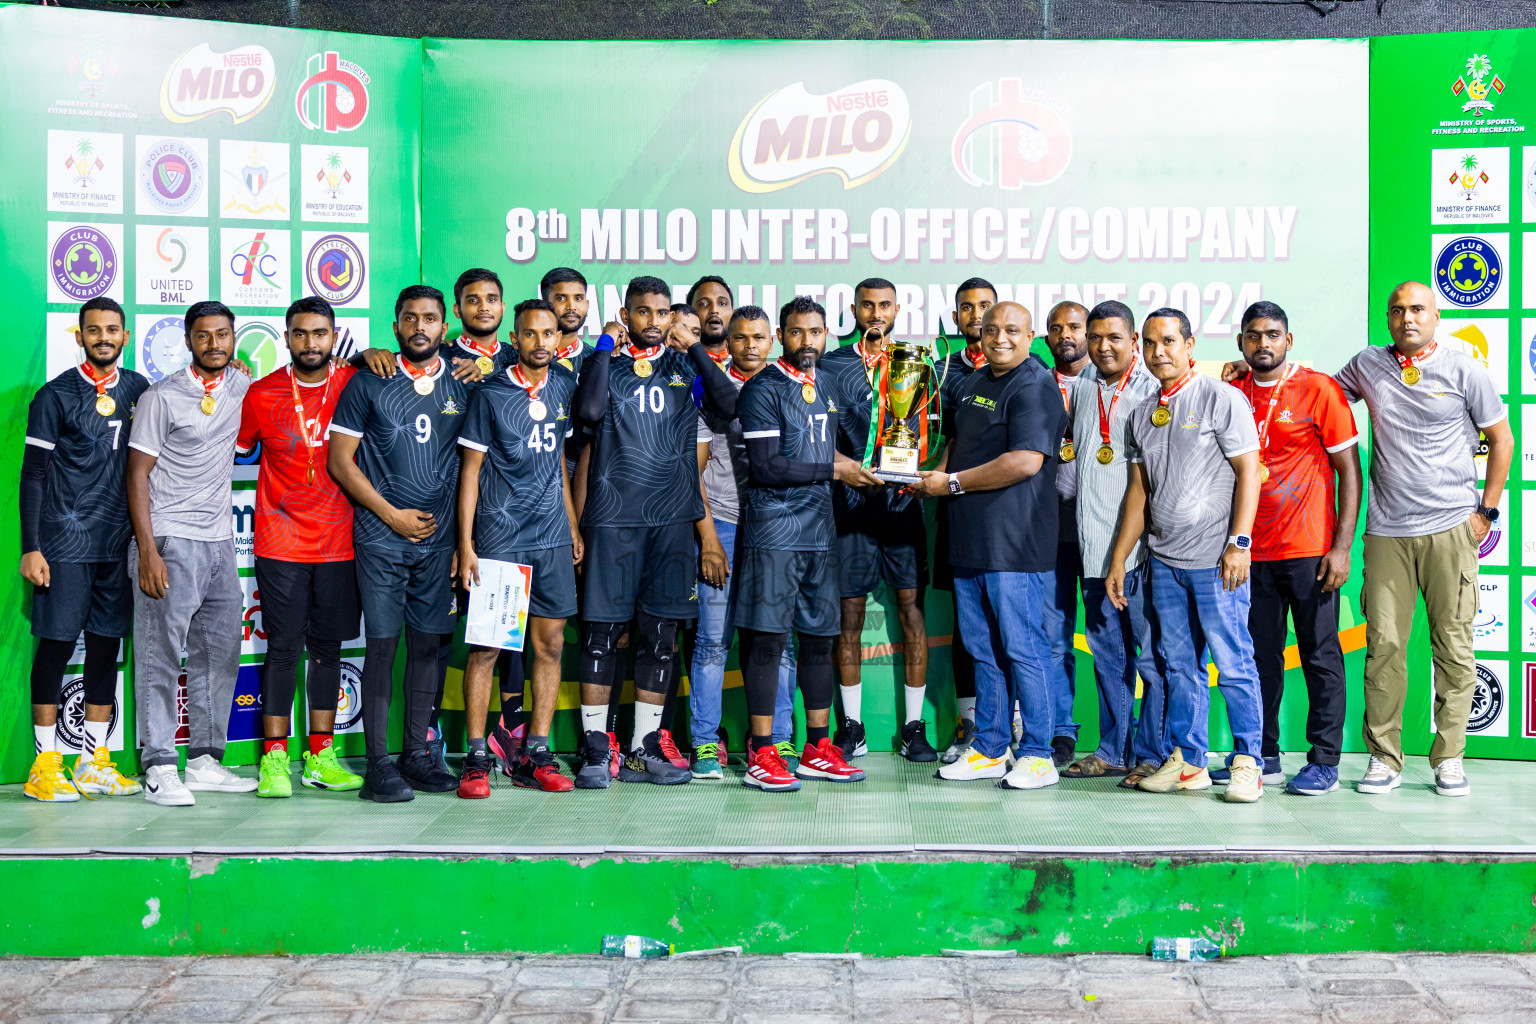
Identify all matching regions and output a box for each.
[730,546,841,637]
[837,505,928,598]
[582,522,699,622]
[30,560,131,641]
[254,557,361,642]
[355,543,456,638]
[479,546,578,622]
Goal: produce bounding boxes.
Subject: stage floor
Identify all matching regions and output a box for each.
[2,752,1534,858]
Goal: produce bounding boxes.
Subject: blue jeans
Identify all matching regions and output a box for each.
[1147,556,1263,763]
[953,568,1054,760]
[1082,563,1171,768]
[691,520,796,745]
[1044,543,1081,740]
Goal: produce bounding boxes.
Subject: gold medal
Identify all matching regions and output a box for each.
[634,358,653,378]
[1151,406,1172,427]
[1096,444,1114,465]
[528,399,547,422]
[475,355,495,376]
[199,393,216,416]
[1401,365,1421,386]
[413,376,434,396]
[802,383,816,404]
[1059,441,1076,463]
[1259,462,1271,483]
[95,394,115,417]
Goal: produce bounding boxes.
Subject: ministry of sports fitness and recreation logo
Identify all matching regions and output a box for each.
[140,139,205,214]
[295,51,371,133]
[728,79,911,193]
[1453,53,1506,118]
[336,661,364,733]
[160,43,277,124]
[1434,236,1501,307]
[64,42,119,99]
[1468,664,1505,734]
[951,79,1071,189]
[54,677,120,755]
[304,233,366,305]
[50,226,117,302]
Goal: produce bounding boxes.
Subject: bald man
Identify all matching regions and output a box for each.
[913,302,1067,791]
[1335,281,1511,798]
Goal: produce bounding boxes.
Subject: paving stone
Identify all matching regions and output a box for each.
[181,959,288,978]
[625,977,730,998]
[1432,987,1536,1012]
[1304,957,1403,975]
[247,1014,360,1024]
[1188,964,1300,988]
[1449,1016,1536,1024]
[1314,977,1421,997]
[155,976,273,1001]
[1327,999,1449,1023]
[412,958,515,975]
[740,963,843,988]
[1073,974,1200,1000]
[729,1016,847,1024]
[1084,999,1207,1022]
[61,964,172,989]
[970,986,1079,1011]
[400,976,496,997]
[852,973,963,1000]
[967,959,1071,985]
[136,1000,251,1023]
[853,998,970,1023]
[12,1015,127,1024]
[0,975,52,999]
[1071,954,1185,975]
[488,1014,605,1024]
[27,988,148,1011]
[514,967,615,989]
[728,987,849,1013]
[612,996,728,1021]
[376,997,492,1021]
[506,988,613,1010]
[979,1015,1091,1024]
[268,988,370,1008]
[1200,984,1317,1011]
[289,967,392,988]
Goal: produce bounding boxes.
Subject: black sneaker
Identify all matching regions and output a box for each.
[397,748,457,793]
[359,757,415,803]
[1051,735,1076,768]
[512,746,576,792]
[833,718,868,758]
[574,731,611,789]
[901,720,939,762]
[617,732,693,785]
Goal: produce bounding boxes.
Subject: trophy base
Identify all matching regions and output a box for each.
[875,445,921,485]
[873,469,923,484]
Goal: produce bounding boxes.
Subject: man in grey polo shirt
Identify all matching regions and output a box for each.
[126,300,255,806]
[1335,280,1511,797]
[1060,301,1170,787]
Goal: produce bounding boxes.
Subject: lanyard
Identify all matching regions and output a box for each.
[458,335,498,359]
[1159,367,1196,409]
[727,364,752,383]
[402,357,442,382]
[189,366,225,415]
[510,364,548,402]
[964,345,986,369]
[1241,363,1298,469]
[287,365,335,484]
[707,349,730,367]
[1096,363,1136,446]
[78,362,118,395]
[1394,341,1436,385]
[555,338,582,362]
[626,343,663,362]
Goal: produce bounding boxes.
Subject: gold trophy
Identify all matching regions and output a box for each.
[871,340,932,483]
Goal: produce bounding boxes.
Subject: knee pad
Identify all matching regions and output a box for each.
[582,621,627,661]
[307,636,342,669]
[798,634,835,664]
[635,613,678,665]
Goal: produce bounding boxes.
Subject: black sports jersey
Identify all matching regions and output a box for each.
[938,345,984,409]
[582,347,704,528]
[329,357,470,554]
[24,366,151,562]
[820,341,930,522]
[737,363,838,552]
[555,339,595,377]
[452,336,517,376]
[458,365,576,553]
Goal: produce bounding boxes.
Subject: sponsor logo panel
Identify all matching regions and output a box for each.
[219,140,289,219]
[1477,492,1509,566]
[53,671,127,755]
[1473,575,1507,652]
[952,79,1072,188]
[240,572,266,658]
[135,135,209,217]
[1431,233,1508,310]
[46,221,123,304]
[135,313,190,382]
[299,144,368,223]
[160,43,277,124]
[1436,316,1508,396]
[333,317,370,362]
[302,231,368,307]
[234,316,287,381]
[1525,663,1536,738]
[729,79,910,193]
[295,51,371,133]
[232,481,256,565]
[1430,147,1509,224]
[47,130,124,214]
[44,311,87,380]
[134,224,209,308]
[219,227,291,308]
[334,658,365,734]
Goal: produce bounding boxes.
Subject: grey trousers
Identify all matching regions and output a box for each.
[129,536,242,769]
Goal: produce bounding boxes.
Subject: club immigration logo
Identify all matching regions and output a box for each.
[160,43,276,124]
[1468,663,1506,734]
[728,79,911,193]
[54,676,121,755]
[1453,53,1506,118]
[952,79,1072,189]
[304,233,366,306]
[295,51,370,134]
[49,226,118,302]
[1434,236,1502,307]
[139,138,205,215]
[221,141,288,218]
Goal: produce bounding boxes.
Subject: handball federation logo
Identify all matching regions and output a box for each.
[140,139,204,214]
[952,79,1071,189]
[337,661,364,732]
[295,51,370,134]
[50,226,117,302]
[304,233,365,305]
[1434,236,1501,307]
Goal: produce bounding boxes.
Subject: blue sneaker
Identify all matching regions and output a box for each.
[1210,755,1282,785]
[426,725,450,778]
[1286,762,1339,796]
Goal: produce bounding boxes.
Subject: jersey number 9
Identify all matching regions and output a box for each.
[414,413,432,444]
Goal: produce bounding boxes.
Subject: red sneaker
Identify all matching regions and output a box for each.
[513,750,575,793]
[715,726,730,767]
[744,744,801,792]
[606,731,622,779]
[487,721,526,779]
[457,753,493,799]
[797,738,867,783]
[657,728,690,770]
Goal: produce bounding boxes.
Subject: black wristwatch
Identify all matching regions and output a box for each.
[1476,504,1500,523]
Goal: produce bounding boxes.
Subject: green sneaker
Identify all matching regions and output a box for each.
[776,740,800,774]
[301,745,364,791]
[256,748,293,799]
[691,742,724,780]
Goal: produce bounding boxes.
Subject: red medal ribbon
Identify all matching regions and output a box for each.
[1054,371,1074,442]
[458,335,499,360]
[1157,365,1197,411]
[401,356,442,384]
[189,365,226,396]
[727,364,752,383]
[1238,362,1298,473]
[707,349,730,367]
[1394,341,1436,375]
[511,364,549,402]
[855,339,885,371]
[1096,362,1137,447]
[964,345,986,370]
[555,338,583,362]
[775,358,816,389]
[78,361,118,397]
[626,343,663,363]
[288,365,335,485]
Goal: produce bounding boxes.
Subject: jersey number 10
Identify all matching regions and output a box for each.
[632,385,666,414]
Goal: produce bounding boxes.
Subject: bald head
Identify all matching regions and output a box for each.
[980,301,1033,371]
[1386,280,1439,354]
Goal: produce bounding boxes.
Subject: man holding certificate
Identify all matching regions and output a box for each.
[456,299,582,796]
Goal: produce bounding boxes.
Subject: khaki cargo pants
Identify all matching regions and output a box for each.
[1360,520,1480,771]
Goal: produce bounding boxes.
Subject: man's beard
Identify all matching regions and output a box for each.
[399,333,440,362]
[462,320,501,340]
[701,322,728,348]
[792,346,820,371]
[1248,351,1285,371]
[293,350,330,373]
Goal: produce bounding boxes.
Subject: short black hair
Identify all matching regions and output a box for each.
[453,267,502,306]
[513,298,557,328]
[671,302,696,317]
[854,277,897,298]
[779,294,827,327]
[955,277,997,301]
[1240,300,1289,332]
[539,266,587,300]
[395,284,447,321]
[1086,300,1136,334]
[1049,300,1089,321]
[625,275,671,306]
[1144,307,1193,341]
[687,275,733,307]
[729,305,770,327]
[286,295,336,329]
[185,300,235,335]
[78,296,125,328]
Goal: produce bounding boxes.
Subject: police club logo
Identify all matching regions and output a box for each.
[54,677,120,755]
[1434,236,1501,307]
[50,225,118,302]
[304,232,366,306]
[952,79,1072,189]
[139,138,205,215]
[1468,663,1505,733]
[295,51,370,133]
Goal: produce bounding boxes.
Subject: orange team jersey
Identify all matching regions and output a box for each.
[236,364,357,562]
[1230,367,1359,562]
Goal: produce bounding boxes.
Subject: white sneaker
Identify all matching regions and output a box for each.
[1434,757,1470,798]
[184,754,258,793]
[1000,755,1059,791]
[1357,755,1401,795]
[937,749,1007,781]
[143,764,195,806]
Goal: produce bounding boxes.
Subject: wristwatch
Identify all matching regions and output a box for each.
[947,474,964,496]
[1476,504,1500,523]
[1227,534,1252,551]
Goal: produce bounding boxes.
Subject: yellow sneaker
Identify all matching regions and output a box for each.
[1223,754,1264,803]
[1136,749,1212,793]
[24,750,80,802]
[73,746,142,796]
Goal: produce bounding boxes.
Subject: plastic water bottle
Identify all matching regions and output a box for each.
[1150,936,1224,961]
[602,934,674,959]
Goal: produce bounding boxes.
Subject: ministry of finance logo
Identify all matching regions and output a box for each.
[303,232,367,306]
[49,225,118,303]
[952,80,1071,189]
[295,51,371,134]
[138,137,206,216]
[728,79,911,193]
[1453,53,1506,118]
[1434,235,1502,308]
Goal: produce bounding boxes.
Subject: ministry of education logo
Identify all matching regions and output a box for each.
[139,138,205,215]
[304,232,366,306]
[50,225,117,302]
[1453,53,1505,118]
[1434,236,1502,307]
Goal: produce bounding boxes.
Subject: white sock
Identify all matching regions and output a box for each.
[957,697,977,722]
[632,702,663,751]
[580,704,606,736]
[841,683,862,723]
[904,685,927,724]
[84,720,109,754]
[33,724,55,754]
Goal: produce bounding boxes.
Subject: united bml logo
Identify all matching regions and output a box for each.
[295,51,370,133]
[728,79,911,193]
[952,79,1071,189]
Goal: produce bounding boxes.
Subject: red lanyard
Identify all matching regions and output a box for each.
[79,362,118,395]
[727,365,752,383]
[626,344,663,362]
[555,338,582,362]
[1096,363,1136,446]
[402,357,441,383]
[1394,341,1435,384]
[287,366,335,485]
[459,336,498,359]
[511,364,548,402]
[856,339,885,387]
[776,358,816,387]
[707,349,730,367]
[964,345,986,370]
[1158,366,1196,410]
[1240,363,1297,467]
[1054,371,1074,441]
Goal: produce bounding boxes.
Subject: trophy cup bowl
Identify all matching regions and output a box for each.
[873,341,929,483]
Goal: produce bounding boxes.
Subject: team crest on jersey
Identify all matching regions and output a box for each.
[667,374,688,387]
[1278,408,1293,423]
[556,402,567,421]
[828,400,837,412]
[441,398,462,415]
[1181,412,1199,429]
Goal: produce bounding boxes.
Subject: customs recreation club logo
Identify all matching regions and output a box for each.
[160,43,277,124]
[728,79,911,193]
[304,233,366,305]
[1468,664,1504,733]
[50,226,117,302]
[1452,53,1505,118]
[140,139,205,214]
[54,677,119,755]
[952,79,1071,189]
[295,51,371,133]
[337,661,364,732]
[1434,236,1501,307]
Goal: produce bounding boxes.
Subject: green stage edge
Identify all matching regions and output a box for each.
[3,854,1534,956]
